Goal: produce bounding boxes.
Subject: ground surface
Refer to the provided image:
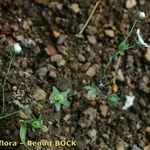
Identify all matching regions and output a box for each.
[0,0,150,150]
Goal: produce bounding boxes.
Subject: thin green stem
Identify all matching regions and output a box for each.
[2,55,15,114]
[0,109,22,120]
[124,19,138,42]
[104,45,135,75]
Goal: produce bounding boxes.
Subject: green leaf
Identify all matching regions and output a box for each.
[52,86,60,94]
[19,121,27,145]
[117,41,129,52]
[84,86,97,99]
[106,94,120,105]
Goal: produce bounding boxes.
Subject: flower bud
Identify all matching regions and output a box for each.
[138,11,145,20]
[12,43,22,54]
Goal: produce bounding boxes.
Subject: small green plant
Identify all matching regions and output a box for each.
[106,94,120,105]
[104,11,149,74]
[0,43,22,114]
[49,86,70,111]
[19,115,43,149]
[84,86,97,100]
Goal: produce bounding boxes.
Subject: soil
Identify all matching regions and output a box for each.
[0,0,150,150]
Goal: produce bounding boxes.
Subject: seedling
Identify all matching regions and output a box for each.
[106,94,120,105]
[0,43,22,114]
[84,86,97,100]
[19,115,43,149]
[49,86,70,111]
[104,11,149,75]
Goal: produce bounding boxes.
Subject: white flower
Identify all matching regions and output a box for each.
[13,43,22,54]
[138,11,145,20]
[136,29,150,48]
[122,95,135,110]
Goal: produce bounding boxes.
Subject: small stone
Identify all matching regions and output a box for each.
[88,129,97,141]
[82,62,91,72]
[58,59,66,66]
[145,127,150,133]
[23,38,36,48]
[49,70,57,78]
[87,35,97,45]
[23,20,31,30]
[44,45,57,56]
[145,48,150,62]
[13,100,24,108]
[116,140,125,150]
[69,3,80,13]
[51,54,63,62]
[63,114,70,122]
[117,69,125,81]
[57,34,67,45]
[105,29,115,37]
[19,111,30,119]
[16,35,24,41]
[140,83,150,93]
[36,67,47,77]
[11,25,19,31]
[142,76,149,84]
[20,58,28,69]
[126,0,137,9]
[78,54,86,62]
[132,144,142,150]
[86,65,97,77]
[34,88,46,101]
[51,54,66,66]
[144,145,150,150]
[53,30,60,38]
[41,125,49,132]
[86,25,97,34]
[12,86,17,91]
[100,105,108,117]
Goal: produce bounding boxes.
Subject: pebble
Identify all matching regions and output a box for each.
[49,70,57,78]
[132,145,142,150]
[87,35,97,45]
[41,125,49,132]
[117,69,125,81]
[16,34,24,42]
[105,29,115,37]
[78,54,86,62]
[86,64,99,77]
[57,34,67,45]
[144,144,150,150]
[23,20,31,30]
[23,38,36,48]
[140,83,150,93]
[69,3,80,13]
[19,111,30,119]
[88,129,97,141]
[116,140,125,150]
[34,88,46,101]
[145,48,150,62]
[126,0,137,9]
[51,54,65,66]
[20,58,28,69]
[44,45,57,56]
[100,105,108,117]
[36,67,47,77]
[86,66,96,77]
[86,25,97,34]
[63,114,70,122]
[145,127,150,133]
[142,76,149,84]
